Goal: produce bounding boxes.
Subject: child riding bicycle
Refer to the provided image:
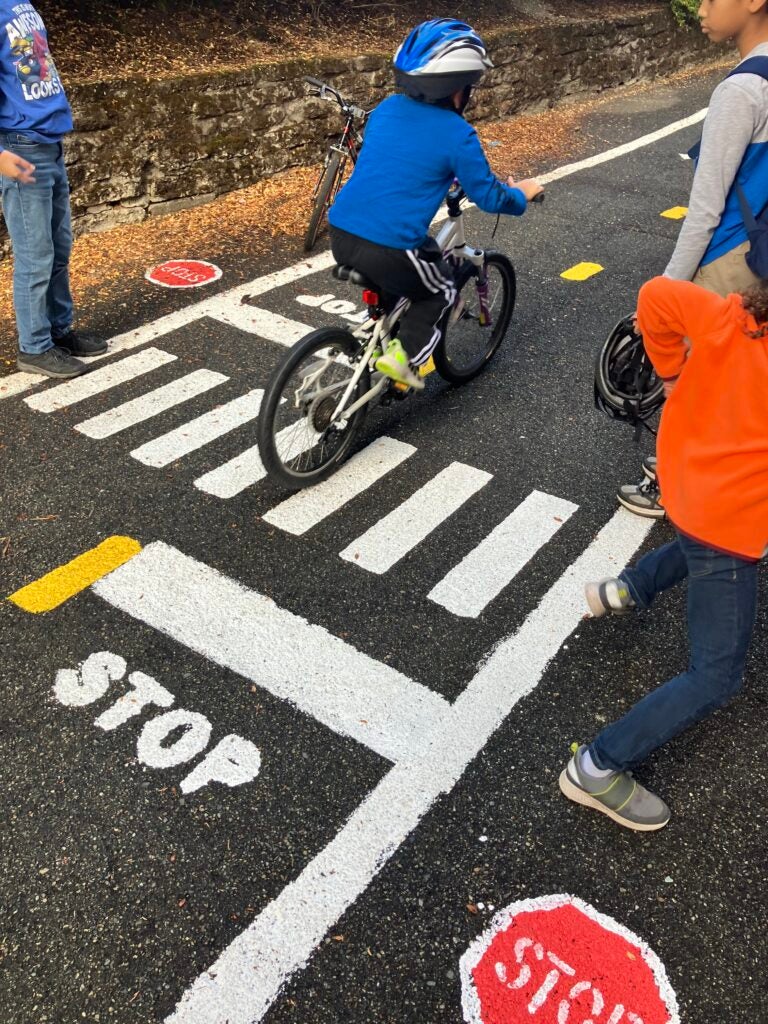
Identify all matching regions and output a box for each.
[328,18,543,391]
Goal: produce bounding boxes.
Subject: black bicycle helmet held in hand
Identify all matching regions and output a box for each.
[594,314,665,431]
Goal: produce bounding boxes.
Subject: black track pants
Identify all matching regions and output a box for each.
[330,226,456,365]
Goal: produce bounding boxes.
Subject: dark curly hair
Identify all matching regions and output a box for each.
[742,280,768,338]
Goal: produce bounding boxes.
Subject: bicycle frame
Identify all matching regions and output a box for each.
[327,194,487,425]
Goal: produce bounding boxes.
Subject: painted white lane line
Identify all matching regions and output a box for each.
[340,462,492,575]
[193,420,318,499]
[263,437,417,536]
[535,108,707,185]
[428,489,579,618]
[93,541,449,764]
[165,509,654,1024]
[75,369,228,440]
[130,389,264,468]
[204,300,313,346]
[23,348,178,413]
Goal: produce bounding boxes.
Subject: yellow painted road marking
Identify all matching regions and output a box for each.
[418,355,436,378]
[661,206,688,220]
[8,536,142,613]
[560,262,604,282]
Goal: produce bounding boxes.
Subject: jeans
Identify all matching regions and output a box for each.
[589,531,759,772]
[0,133,74,354]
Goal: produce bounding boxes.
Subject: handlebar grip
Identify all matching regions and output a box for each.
[304,76,325,89]
[531,192,545,204]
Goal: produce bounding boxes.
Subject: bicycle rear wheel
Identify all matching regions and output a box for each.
[303,152,344,253]
[257,327,370,490]
[433,251,516,385]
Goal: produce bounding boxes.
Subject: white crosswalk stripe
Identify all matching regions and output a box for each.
[263,436,416,536]
[131,389,265,468]
[75,369,228,440]
[340,461,493,575]
[194,421,319,499]
[94,541,448,764]
[24,348,178,413]
[428,489,579,618]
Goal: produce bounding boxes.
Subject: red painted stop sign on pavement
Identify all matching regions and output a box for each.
[145,260,223,289]
[460,895,679,1024]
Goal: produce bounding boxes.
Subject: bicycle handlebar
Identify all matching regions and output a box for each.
[303,76,366,120]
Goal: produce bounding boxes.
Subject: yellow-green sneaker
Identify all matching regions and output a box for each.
[375,338,424,391]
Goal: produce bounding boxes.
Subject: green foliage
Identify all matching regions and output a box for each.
[671,0,700,27]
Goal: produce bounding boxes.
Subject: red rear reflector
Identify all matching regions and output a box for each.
[362,289,380,306]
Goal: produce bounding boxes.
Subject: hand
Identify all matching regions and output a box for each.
[0,149,36,184]
[662,377,678,398]
[508,176,544,202]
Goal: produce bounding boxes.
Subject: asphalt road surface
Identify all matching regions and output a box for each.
[1,68,766,1024]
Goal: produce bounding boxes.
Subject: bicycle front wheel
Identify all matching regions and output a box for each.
[257,327,370,490]
[303,151,344,253]
[433,251,516,385]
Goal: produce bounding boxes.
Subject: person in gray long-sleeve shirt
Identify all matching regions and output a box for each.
[618,0,768,521]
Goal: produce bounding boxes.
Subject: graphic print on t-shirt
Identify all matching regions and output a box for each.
[4,2,62,102]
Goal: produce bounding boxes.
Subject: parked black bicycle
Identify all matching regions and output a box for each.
[303,76,367,253]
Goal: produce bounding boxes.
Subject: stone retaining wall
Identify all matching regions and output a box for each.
[3,3,710,248]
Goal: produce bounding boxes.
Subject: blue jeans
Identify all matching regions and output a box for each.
[589,532,759,772]
[0,133,74,354]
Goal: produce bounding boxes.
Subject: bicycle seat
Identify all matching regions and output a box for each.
[332,264,377,289]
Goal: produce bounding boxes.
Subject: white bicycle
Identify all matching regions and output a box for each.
[257,182,533,490]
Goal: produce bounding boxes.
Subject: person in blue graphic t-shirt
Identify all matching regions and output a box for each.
[0,1,105,378]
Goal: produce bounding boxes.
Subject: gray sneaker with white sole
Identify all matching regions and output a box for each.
[559,744,671,832]
[617,478,665,519]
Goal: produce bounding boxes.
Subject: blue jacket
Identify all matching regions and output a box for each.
[329,93,526,249]
[0,1,72,146]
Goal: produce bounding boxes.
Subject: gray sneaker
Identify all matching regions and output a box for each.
[617,478,665,519]
[17,345,87,379]
[559,744,670,831]
[585,577,636,618]
[641,454,657,481]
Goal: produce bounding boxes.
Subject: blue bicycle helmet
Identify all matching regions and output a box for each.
[394,19,493,103]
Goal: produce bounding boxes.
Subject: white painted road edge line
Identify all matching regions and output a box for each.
[93,541,449,764]
[263,436,418,536]
[164,509,653,1024]
[340,461,493,575]
[428,489,579,618]
[2,107,707,403]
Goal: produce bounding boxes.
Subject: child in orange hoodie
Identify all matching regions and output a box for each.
[560,274,768,832]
